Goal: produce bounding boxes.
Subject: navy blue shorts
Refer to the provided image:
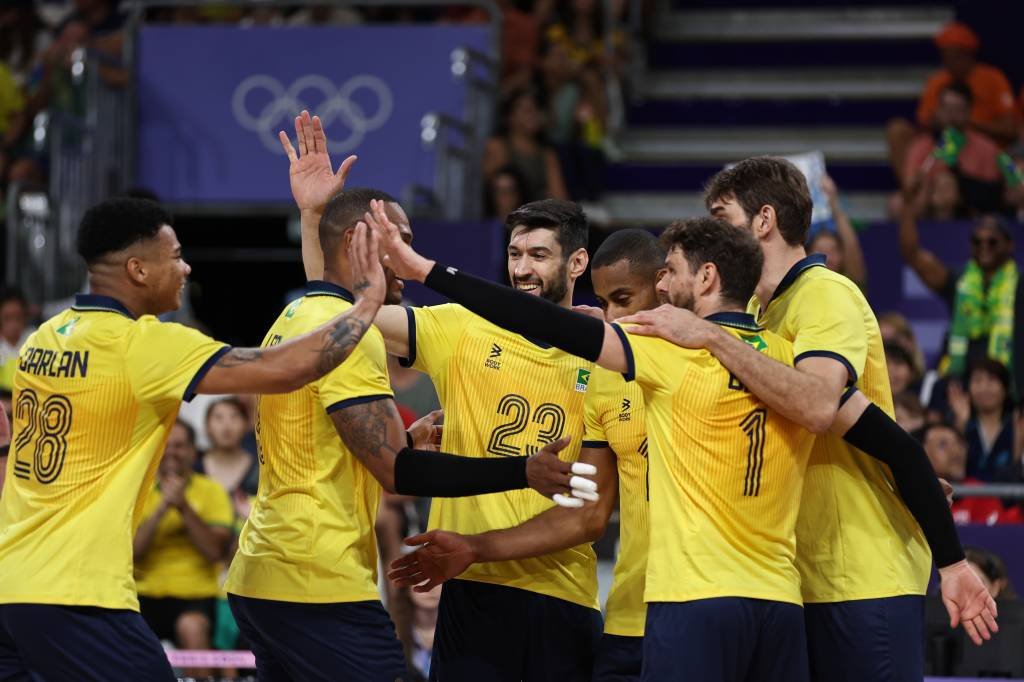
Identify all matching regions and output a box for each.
[643,598,809,682]
[228,594,407,682]
[0,603,175,682]
[805,595,924,682]
[592,633,643,681]
[430,579,603,682]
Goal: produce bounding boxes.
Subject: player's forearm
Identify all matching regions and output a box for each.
[705,328,838,433]
[179,502,229,564]
[470,505,607,563]
[300,208,325,281]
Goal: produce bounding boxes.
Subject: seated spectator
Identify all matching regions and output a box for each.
[965,546,1017,600]
[901,83,1011,217]
[0,0,49,195]
[483,88,569,202]
[808,175,866,290]
[886,343,922,398]
[922,421,1019,524]
[484,165,528,222]
[887,21,1018,184]
[898,194,1017,386]
[406,584,441,681]
[0,287,32,391]
[948,359,1020,482]
[878,311,927,383]
[134,420,233,678]
[894,391,926,435]
[197,397,259,518]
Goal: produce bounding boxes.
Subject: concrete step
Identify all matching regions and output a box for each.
[618,126,887,163]
[655,6,953,42]
[602,191,890,226]
[642,67,932,101]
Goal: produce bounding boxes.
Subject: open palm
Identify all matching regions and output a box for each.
[279,109,357,212]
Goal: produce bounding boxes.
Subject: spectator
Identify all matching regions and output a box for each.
[0,399,9,495]
[878,311,928,384]
[387,354,441,420]
[0,287,32,391]
[0,0,49,194]
[965,546,1018,600]
[900,83,1012,218]
[922,421,1019,525]
[948,359,1020,482]
[197,397,259,518]
[484,165,528,221]
[808,175,866,290]
[894,391,926,435]
[406,584,441,681]
[898,197,1017,384]
[886,343,922,398]
[483,88,569,202]
[133,420,233,678]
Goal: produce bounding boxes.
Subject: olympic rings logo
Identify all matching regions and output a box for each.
[231,74,394,154]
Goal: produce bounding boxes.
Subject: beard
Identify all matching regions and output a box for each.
[668,288,696,312]
[514,260,569,305]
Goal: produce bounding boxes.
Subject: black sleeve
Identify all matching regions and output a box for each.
[393,447,529,497]
[842,403,964,568]
[424,263,606,362]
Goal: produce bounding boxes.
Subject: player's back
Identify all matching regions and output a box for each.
[754,258,931,602]
[0,295,226,610]
[623,316,815,606]
[404,303,598,608]
[225,282,388,604]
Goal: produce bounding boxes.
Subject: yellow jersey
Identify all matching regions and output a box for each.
[225,281,392,603]
[403,304,598,609]
[135,473,234,599]
[619,313,814,606]
[750,254,931,603]
[0,294,228,610]
[582,367,648,636]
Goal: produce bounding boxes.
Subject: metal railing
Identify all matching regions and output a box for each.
[951,484,1024,499]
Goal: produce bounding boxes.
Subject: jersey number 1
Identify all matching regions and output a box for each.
[12,388,73,484]
[740,408,767,497]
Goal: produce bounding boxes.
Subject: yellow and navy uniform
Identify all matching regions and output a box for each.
[402,304,599,609]
[225,281,392,604]
[135,473,234,599]
[581,367,648,636]
[0,294,229,611]
[617,313,815,606]
[750,255,931,603]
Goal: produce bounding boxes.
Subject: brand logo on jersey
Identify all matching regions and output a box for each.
[575,368,591,392]
[618,397,632,422]
[56,316,80,337]
[742,334,767,352]
[284,299,303,319]
[485,343,502,370]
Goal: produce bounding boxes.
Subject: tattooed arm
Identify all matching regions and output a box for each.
[196,223,386,396]
[332,397,407,492]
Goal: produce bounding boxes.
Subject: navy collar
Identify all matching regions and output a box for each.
[305,280,354,303]
[768,253,827,306]
[72,294,135,319]
[705,311,762,332]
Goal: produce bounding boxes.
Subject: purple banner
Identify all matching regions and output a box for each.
[135,25,489,204]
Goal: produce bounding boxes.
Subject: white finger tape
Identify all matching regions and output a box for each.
[571,489,599,502]
[553,493,584,508]
[571,462,598,476]
[569,475,598,493]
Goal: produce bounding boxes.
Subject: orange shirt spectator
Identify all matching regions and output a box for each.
[915,22,1017,145]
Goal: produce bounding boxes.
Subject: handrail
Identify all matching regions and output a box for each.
[951,484,1024,499]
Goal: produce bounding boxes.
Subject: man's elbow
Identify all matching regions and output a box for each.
[581,509,611,543]
[805,402,839,435]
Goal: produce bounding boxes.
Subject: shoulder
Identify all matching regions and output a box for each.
[922,70,950,92]
[974,63,1011,86]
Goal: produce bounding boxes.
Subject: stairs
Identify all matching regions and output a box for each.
[604,1,954,226]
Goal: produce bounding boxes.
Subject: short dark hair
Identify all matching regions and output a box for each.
[704,156,813,247]
[319,188,397,258]
[505,199,588,258]
[173,419,197,448]
[941,81,974,107]
[965,358,1013,404]
[205,396,249,424]
[659,217,764,307]
[592,229,665,277]
[76,198,174,265]
[0,287,27,310]
[919,420,965,444]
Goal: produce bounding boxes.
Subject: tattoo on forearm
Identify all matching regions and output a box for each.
[315,315,369,376]
[216,348,263,367]
[352,278,370,293]
[334,398,401,461]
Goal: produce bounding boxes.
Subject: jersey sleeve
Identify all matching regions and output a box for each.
[616,324,678,393]
[400,304,472,378]
[789,280,868,384]
[319,334,394,413]
[582,376,610,449]
[126,318,231,405]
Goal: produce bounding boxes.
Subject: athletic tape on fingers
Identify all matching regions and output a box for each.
[571,462,597,476]
[553,493,584,508]
[569,475,597,493]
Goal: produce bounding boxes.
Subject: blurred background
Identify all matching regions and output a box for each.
[1,0,1023,679]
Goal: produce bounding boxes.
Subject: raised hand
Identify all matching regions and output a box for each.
[939,559,999,646]
[388,530,477,592]
[525,436,599,508]
[161,473,187,510]
[407,409,444,451]
[364,199,434,282]
[617,303,714,349]
[279,110,357,212]
[347,222,386,308]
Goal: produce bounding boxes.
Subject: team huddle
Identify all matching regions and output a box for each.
[0,110,1002,682]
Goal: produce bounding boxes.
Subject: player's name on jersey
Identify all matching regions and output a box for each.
[18,347,89,379]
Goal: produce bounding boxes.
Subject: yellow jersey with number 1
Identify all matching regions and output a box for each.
[750,255,931,603]
[582,367,648,636]
[0,294,228,611]
[403,304,598,610]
